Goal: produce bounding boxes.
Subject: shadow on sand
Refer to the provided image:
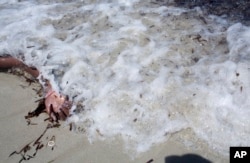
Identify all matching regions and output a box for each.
[165,153,212,163]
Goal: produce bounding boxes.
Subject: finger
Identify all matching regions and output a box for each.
[54,112,60,122]
[50,112,57,122]
[62,107,70,116]
[50,106,59,122]
[58,110,66,121]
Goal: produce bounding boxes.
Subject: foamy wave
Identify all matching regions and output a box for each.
[1,0,249,156]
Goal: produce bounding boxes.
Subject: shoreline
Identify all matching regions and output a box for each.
[0,72,228,163]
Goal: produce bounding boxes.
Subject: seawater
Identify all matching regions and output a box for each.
[0,0,250,156]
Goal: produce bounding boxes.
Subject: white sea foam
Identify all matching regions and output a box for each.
[0,0,250,156]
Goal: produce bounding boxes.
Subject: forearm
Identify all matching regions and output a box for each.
[0,56,39,78]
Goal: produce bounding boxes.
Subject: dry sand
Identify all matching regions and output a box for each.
[0,72,228,163]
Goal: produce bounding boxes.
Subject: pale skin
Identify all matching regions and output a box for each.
[44,85,71,121]
[0,56,71,121]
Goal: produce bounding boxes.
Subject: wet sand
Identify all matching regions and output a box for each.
[0,72,228,163]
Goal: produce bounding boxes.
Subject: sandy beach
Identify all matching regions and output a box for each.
[0,72,228,163]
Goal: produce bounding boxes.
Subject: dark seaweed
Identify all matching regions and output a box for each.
[151,0,250,25]
[25,98,46,120]
[9,123,59,163]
